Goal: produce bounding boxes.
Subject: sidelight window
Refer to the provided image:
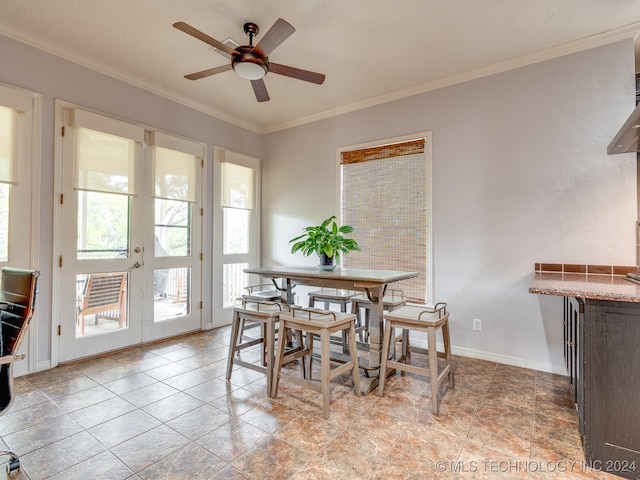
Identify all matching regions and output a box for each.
[0,84,39,268]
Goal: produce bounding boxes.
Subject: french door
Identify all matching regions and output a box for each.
[57,105,203,362]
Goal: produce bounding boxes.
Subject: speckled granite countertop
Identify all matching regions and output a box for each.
[529,263,640,303]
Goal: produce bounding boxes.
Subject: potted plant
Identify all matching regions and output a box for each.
[289,215,361,270]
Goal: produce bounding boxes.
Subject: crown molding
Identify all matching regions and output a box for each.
[3,21,639,135]
[262,21,640,134]
[0,25,263,133]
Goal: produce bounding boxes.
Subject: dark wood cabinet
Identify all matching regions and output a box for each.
[534,271,640,479]
[567,299,640,479]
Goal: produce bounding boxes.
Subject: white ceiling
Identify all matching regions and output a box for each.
[1,0,640,133]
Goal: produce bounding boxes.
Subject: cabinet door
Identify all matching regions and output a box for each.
[564,296,583,416]
[584,300,640,478]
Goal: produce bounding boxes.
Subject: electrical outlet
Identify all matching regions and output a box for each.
[473,318,482,331]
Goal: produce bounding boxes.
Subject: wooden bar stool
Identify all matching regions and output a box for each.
[378,303,454,415]
[308,288,358,353]
[350,289,406,342]
[272,307,361,419]
[226,299,303,395]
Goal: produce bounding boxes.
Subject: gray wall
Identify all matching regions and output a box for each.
[262,40,638,373]
[0,34,261,366]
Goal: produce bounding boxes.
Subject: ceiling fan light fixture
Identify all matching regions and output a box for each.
[233,60,267,80]
[232,46,268,80]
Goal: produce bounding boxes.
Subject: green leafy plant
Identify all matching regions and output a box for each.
[289,215,361,264]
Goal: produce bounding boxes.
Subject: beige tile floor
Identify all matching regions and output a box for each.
[0,326,617,480]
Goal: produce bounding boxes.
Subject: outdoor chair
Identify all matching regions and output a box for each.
[77,272,127,335]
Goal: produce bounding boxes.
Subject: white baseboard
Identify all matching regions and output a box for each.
[405,337,567,376]
[14,360,52,377]
[450,345,567,376]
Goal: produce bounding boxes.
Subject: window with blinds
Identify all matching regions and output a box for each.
[221,162,254,255]
[340,138,429,304]
[0,83,39,266]
[148,131,204,258]
[69,109,143,259]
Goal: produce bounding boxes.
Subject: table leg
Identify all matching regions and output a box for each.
[279,278,295,305]
[359,285,384,395]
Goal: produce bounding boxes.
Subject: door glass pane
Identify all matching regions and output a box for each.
[154,267,190,322]
[223,207,250,254]
[223,262,248,308]
[77,191,129,259]
[76,272,128,337]
[155,198,191,257]
[0,184,8,261]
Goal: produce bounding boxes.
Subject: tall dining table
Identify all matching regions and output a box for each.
[244,265,417,394]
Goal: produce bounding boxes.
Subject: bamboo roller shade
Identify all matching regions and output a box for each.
[340,138,425,165]
[341,137,427,304]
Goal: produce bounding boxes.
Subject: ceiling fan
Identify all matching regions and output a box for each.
[173,18,326,102]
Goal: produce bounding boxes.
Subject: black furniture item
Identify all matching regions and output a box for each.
[0,267,40,476]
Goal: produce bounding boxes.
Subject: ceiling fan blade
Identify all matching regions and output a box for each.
[184,64,232,80]
[254,18,295,56]
[173,21,238,56]
[269,62,326,85]
[251,79,270,102]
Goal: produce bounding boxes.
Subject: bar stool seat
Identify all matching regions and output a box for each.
[308,288,357,312]
[226,299,302,395]
[239,284,281,340]
[308,288,359,353]
[272,308,361,419]
[378,303,454,415]
[350,289,406,342]
[242,283,280,302]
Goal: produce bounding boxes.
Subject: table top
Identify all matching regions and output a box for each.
[244,265,417,288]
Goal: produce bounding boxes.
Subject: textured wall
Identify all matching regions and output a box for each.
[262,40,638,373]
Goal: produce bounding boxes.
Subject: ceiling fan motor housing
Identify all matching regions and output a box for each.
[232,45,269,79]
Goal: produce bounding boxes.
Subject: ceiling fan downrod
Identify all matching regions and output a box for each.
[243,22,259,46]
